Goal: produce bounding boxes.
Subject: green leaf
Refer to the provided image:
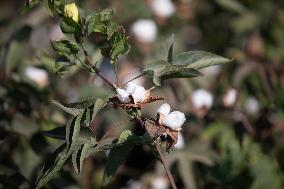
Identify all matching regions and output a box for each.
[101,130,135,187]
[172,51,232,70]
[216,0,248,14]
[51,39,80,57]
[60,17,80,34]
[144,60,202,86]
[66,113,83,153]
[34,143,69,189]
[108,30,130,63]
[87,9,118,37]
[72,137,96,174]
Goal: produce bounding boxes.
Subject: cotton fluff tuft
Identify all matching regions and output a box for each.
[151,0,176,18]
[116,82,147,103]
[174,132,185,149]
[191,89,213,109]
[156,104,186,130]
[131,19,157,43]
[156,103,171,116]
[25,66,49,88]
[116,88,130,103]
[162,111,186,130]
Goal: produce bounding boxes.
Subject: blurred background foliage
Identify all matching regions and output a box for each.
[1,0,284,188]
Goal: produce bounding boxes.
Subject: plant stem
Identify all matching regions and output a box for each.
[80,45,116,90]
[122,72,146,87]
[113,63,120,87]
[135,117,177,189]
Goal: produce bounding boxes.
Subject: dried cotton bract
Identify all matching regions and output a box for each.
[157,103,186,131]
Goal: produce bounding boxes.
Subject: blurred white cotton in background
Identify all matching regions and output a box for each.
[151,0,176,18]
[131,19,157,43]
[25,66,49,88]
[191,89,213,109]
[151,176,168,189]
[245,97,260,115]
[223,88,238,107]
[174,132,185,149]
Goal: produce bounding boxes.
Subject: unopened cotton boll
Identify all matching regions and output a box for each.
[25,66,49,88]
[151,0,176,18]
[116,88,130,103]
[131,19,157,43]
[192,89,213,109]
[131,85,147,103]
[156,103,171,116]
[162,111,186,130]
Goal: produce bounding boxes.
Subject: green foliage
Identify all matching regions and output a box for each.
[51,39,80,58]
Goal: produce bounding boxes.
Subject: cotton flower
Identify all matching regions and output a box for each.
[116,82,148,103]
[151,0,176,18]
[191,89,213,109]
[157,103,186,130]
[25,66,49,88]
[64,3,79,23]
[131,19,157,43]
[223,88,238,107]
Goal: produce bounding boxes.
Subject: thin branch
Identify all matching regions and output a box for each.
[113,63,120,87]
[80,44,116,90]
[135,117,177,189]
[122,72,146,87]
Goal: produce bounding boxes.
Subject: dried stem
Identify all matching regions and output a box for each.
[135,117,177,189]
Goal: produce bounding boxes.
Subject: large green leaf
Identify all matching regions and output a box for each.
[143,60,202,86]
[60,17,81,34]
[51,39,80,58]
[34,143,68,189]
[108,30,130,63]
[172,51,232,70]
[101,130,136,187]
[66,113,83,153]
[72,137,96,174]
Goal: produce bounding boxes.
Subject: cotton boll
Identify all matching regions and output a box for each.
[223,88,238,107]
[131,85,146,103]
[174,132,185,149]
[116,88,130,103]
[125,82,137,94]
[156,103,171,116]
[151,176,168,189]
[25,66,49,88]
[131,19,157,43]
[191,89,213,109]
[245,97,260,115]
[151,0,176,18]
[162,111,186,130]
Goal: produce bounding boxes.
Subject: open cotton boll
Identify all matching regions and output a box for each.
[125,82,137,94]
[25,66,49,88]
[245,97,260,115]
[131,85,147,103]
[174,132,185,149]
[156,103,171,116]
[116,88,130,103]
[131,19,157,43]
[151,176,168,189]
[151,0,176,18]
[191,89,213,109]
[162,111,186,130]
[223,88,237,107]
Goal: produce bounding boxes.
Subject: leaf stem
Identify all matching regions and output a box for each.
[122,72,146,87]
[135,117,177,189]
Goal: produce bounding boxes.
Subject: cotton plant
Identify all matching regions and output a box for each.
[24,1,232,189]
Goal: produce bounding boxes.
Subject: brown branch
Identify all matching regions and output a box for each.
[135,117,177,189]
[81,45,116,90]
